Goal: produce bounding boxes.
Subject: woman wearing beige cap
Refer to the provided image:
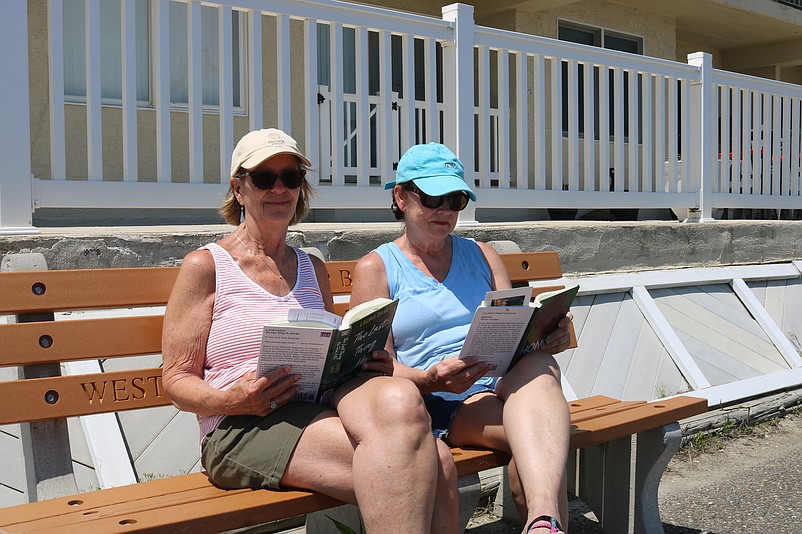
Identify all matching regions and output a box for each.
[161,129,457,533]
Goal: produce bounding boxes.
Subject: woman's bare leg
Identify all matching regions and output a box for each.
[281,411,360,503]
[446,354,570,533]
[283,376,455,534]
[496,352,570,532]
[432,438,460,533]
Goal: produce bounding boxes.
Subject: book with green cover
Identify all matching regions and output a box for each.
[460,284,579,376]
[258,298,398,403]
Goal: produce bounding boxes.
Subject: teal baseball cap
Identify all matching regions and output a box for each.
[384,143,477,201]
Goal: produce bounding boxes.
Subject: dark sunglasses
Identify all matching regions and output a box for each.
[404,183,470,212]
[236,169,306,190]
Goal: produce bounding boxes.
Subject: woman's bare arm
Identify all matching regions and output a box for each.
[161,249,297,417]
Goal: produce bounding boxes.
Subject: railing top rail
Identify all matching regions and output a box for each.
[217,0,453,39]
[474,25,699,79]
[713,67,802,98]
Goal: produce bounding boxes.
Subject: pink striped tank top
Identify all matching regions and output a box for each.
[198,243,325,437]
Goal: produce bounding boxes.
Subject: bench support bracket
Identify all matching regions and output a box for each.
[634,422,682,534]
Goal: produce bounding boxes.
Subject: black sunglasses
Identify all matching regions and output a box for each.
[404,183,470,212]
[237,169,306,190]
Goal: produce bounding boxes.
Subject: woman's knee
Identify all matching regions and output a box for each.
[498,352,561,396]
[375,377,429,421]
[344,377,430,433]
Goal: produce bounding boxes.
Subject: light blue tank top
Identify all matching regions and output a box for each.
[375,235,493,384]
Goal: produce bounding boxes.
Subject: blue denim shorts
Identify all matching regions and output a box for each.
[423,377,498,439]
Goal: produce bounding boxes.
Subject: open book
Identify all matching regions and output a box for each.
[459,284,579,376]
[257,298,398,403]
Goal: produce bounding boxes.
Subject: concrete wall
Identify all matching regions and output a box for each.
[2,221,801,277]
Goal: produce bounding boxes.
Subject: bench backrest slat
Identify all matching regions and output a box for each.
[0,268,178,314]
[500,252,564,283]
[0,368,168,425]
[326,252,565,296]
[325,260,359,295]
[3,316,164,367]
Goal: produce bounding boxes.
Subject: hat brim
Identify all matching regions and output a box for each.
[239,147,311,172]
[406,175,477,201]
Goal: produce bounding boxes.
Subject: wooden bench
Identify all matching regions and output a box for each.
[0,251,707,534]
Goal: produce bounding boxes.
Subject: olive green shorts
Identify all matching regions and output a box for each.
[201,402,330,490]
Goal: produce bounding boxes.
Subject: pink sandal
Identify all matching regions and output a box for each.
[526,515,563,533]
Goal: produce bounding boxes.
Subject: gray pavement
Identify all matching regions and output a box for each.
[466,408,802,534]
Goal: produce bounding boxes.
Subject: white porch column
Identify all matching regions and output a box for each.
[0,0,37,235]
[687,52,716,222]
[441,3,479,226]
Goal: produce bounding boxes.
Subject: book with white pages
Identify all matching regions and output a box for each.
[460,284,579,376]
[258,298,398,403]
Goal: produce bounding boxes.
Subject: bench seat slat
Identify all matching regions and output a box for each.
[565,395,621,412]
[0,472,227,525]
[569,400,648,423]
[0,473,341,533]
[0,316,163,367]
[569,395,709,449]
[0,368,169,425]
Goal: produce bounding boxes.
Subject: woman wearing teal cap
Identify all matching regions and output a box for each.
[350,143,572,534]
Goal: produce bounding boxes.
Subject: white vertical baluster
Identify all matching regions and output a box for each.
[187,1,203,183]
[276,14,291,133]
[551,58,563,191]
[533,55,546,190]
[247,10,262,131]
[48,0,66,181]
[219,5,234,182]
[303,18,319,177]
[152,0,171,183]
[497,49,510,188]
[378,30,393,186]
[355,26,370,186]
[330,23,344,186]
[121,0,138,183]
[477,45,490,188]
[85,0,103,181]
[567,59,579,191]
[515,52,528,190]
[583,62,595,191]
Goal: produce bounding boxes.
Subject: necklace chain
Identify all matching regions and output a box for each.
[233,230,284,280]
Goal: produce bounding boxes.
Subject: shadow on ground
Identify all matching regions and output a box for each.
[466,495,709,534]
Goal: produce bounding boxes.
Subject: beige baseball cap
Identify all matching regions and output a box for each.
[230,128,311,178]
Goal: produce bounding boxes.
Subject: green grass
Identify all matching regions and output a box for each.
[680,405,801,459]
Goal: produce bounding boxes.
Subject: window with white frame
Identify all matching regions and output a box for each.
[63,0,245,110]
[558,21,643,142]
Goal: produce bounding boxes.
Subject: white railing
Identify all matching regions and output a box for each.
[1,0,801,234]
